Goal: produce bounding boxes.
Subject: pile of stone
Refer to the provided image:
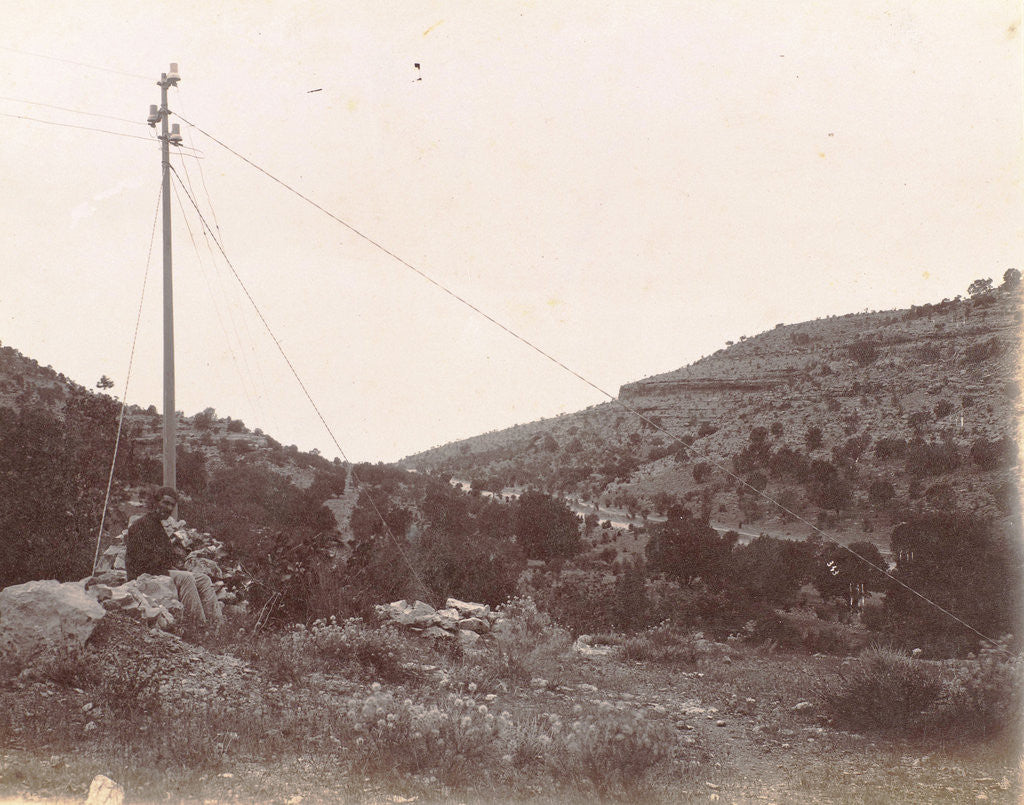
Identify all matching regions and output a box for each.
[374,597,507,647]
[89,516,248,617]
[0,515,253,662]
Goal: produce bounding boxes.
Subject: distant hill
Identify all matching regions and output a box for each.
[400,284,1022,549]
[0,341,346,490]
[0,340,355,595]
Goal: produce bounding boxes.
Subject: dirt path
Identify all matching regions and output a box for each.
[613,658,1020,804]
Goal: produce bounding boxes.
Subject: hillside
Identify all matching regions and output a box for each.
[0,342,345,488]
[0,340,353,613]
[401,285,1022,549]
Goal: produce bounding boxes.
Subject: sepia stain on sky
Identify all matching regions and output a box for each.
[0,2,1020,462]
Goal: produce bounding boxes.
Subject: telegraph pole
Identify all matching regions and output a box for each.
[147,64,182,490]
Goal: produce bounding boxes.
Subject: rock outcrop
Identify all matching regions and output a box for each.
[375,598,503,645]
[0,579,106,661]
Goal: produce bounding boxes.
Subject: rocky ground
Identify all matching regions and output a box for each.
[1,613,1019,804]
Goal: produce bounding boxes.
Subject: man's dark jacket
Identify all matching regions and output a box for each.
[125,512,177,579]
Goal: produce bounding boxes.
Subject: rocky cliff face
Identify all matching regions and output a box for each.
[401,290,1021,543]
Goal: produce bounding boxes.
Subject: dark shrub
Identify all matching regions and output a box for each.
[847,340,879,366]
[969,436,1017,471]
[933,399,954,419]
[905,439,960,477]
[887,513,1022,654]
[692,462,712,483]
[963,337,1001,364]
[646,506,734,588]
[867,479,896,508]
[874,437,907,460]
[512,490,582,561]
[821,647,944,733]
[928,640,1024,741]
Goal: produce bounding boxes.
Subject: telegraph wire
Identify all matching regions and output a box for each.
[172,89,224,240]
[178,116,1011,653]
[92,184,162,575]
[0,111,154,141]
[175,114,614,402]
[173,131,277,435]
[168,164,433,599]
[169,170,267,429]
[0,45,150,80]
[0,94,145,125]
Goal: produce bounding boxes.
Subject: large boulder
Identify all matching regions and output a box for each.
[0,580,106,661]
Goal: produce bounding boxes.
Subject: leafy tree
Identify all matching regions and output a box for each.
[0,391,139,587]
[807,459,851,512]
[886,514,1022,653]
[192,407,216,430]
[905,439,960,477]
[696,421,718,438]
[349,488,414,543]
[768,446,809,480]
[847,340,879,367]
[95,375,114,391]
[692,462,712,483]
[834,433,871,463]
[867,479,896,509]
[417,491,523,606]
[731,535,811,605]
[805,425,824,451]
[969,436,1017,471]
[812,540,887,605]
[933,399,954,419]
[967,277,994,297]
[650,490,677,517]
[645,506,734,588]
[1001,268,1021,290]
[511,490,582,560]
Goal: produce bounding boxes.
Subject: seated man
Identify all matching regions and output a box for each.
[125,486,221,626]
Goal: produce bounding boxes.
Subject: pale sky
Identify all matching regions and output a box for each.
[1,2,1021,462]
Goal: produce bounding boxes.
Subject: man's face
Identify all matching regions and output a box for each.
[155,494,176,520]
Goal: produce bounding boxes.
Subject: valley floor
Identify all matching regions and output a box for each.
[1,616,1019,804]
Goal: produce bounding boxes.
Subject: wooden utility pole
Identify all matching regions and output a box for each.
[148,63,182,490]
